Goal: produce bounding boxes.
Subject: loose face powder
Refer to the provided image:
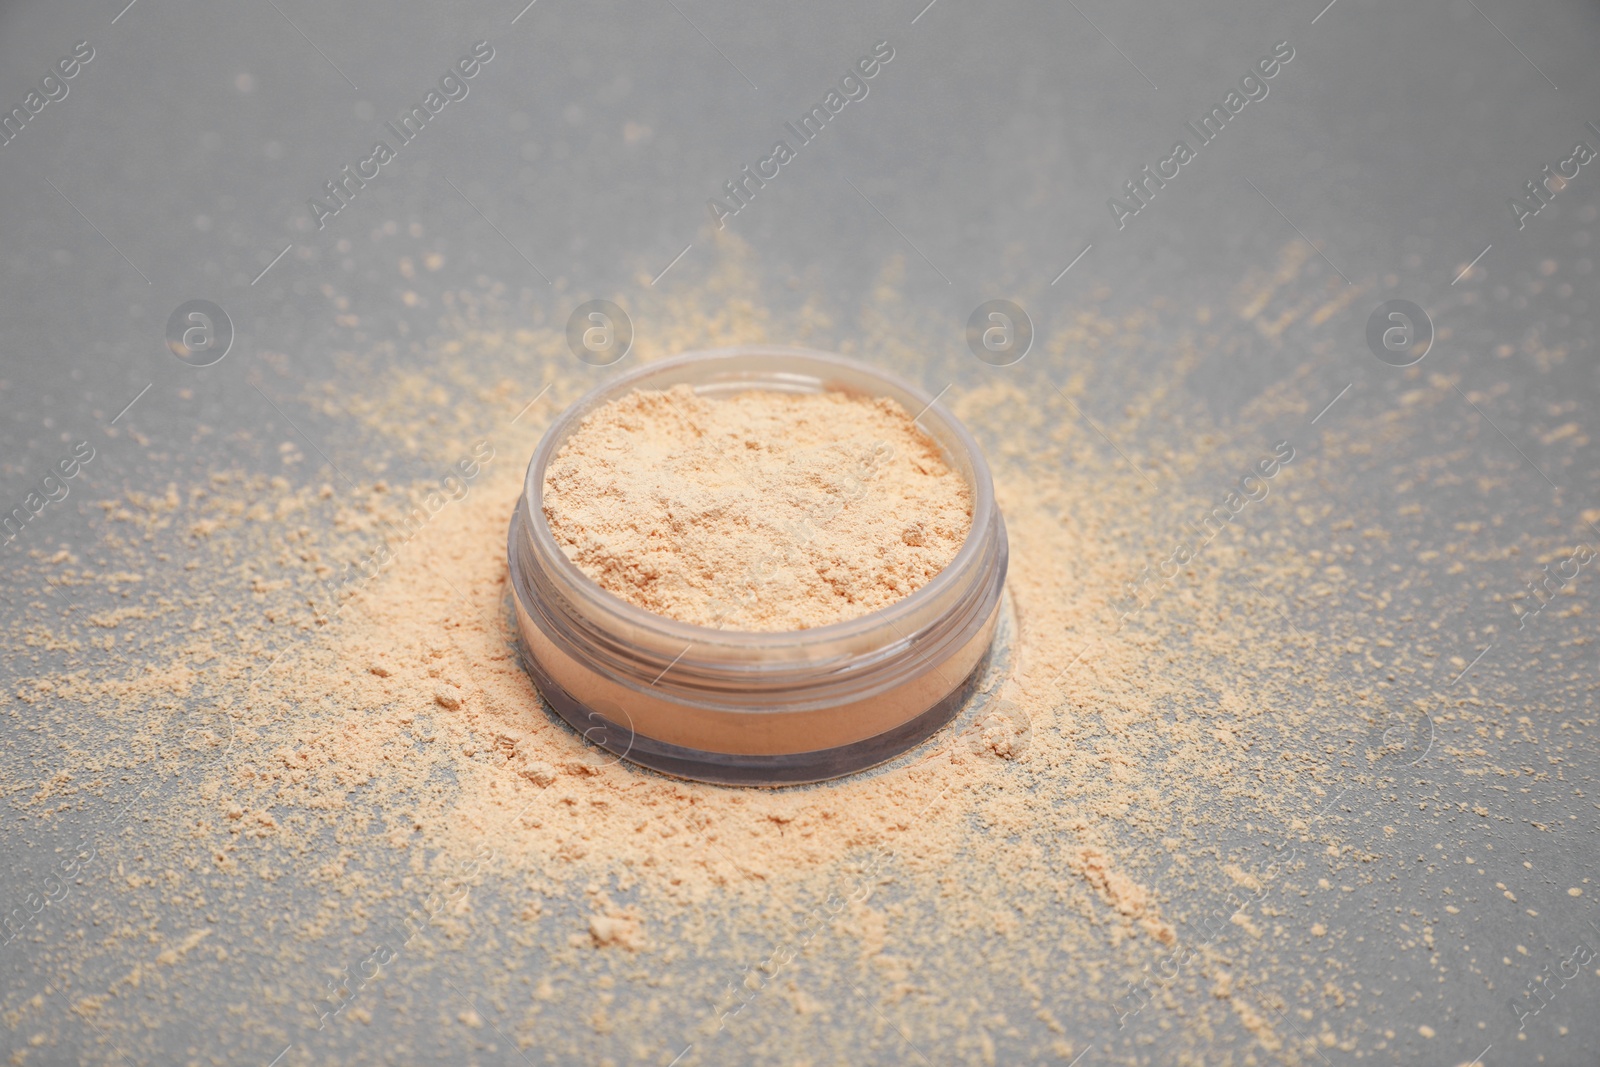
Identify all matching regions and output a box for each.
[507,348,1009,783]
[541,384,973,632]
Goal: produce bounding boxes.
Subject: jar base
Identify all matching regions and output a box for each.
[516,592,1015,787]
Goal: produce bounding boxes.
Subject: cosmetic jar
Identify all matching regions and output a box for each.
[507,346,1008,785]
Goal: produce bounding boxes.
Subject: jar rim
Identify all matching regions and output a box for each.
[518,345,998,649]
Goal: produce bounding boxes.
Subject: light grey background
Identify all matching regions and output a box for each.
[2,0,1598,1063]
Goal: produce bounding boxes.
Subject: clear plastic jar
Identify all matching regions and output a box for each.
[507,347,1008,785]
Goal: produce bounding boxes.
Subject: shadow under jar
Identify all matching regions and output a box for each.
[507,346,1008,786]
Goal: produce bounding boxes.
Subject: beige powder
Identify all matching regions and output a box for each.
[541,384,972,631]
[6,236,1573,1063]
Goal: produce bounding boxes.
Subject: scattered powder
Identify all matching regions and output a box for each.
[542,385,972,631]
[3,235,1592,1064]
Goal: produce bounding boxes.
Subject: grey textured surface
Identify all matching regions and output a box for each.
[2,0,1599,1063]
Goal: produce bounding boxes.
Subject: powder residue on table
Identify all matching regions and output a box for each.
[2,234,1587,1065]
[542,385,972,630]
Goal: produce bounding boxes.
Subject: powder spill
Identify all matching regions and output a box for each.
[3,235,1594,1064]
[542,385,972,631]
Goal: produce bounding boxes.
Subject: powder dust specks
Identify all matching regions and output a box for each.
[3,235,1579,1063]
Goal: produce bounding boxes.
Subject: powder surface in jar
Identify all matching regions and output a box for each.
[541,384,973,631]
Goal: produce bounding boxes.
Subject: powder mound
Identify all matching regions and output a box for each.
[588,912,647,951]
[542,385,973,631]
